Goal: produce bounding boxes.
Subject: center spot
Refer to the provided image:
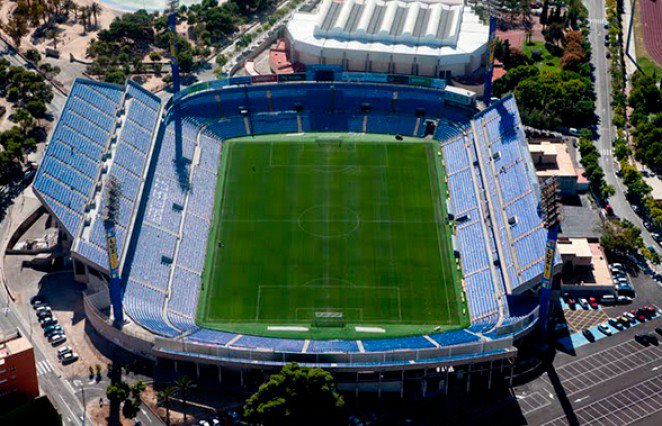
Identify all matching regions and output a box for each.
[297,206,360,238]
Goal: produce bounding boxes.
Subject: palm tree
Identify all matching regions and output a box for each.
[47,26,58,50]
[90,2,101,28]
[174,376,194,425]
[78,5,89,32]
[156,386,175,426]
[63,0,75,20]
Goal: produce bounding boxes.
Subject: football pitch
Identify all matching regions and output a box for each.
[197,133,468,339]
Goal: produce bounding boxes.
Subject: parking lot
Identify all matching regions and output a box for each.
[554,339,662,396]
[543,374,662,425]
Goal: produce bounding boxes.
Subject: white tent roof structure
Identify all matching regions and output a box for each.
[287,0,489,68]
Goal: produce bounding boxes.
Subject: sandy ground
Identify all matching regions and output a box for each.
[0,1,122,58]
[0,97,13,132]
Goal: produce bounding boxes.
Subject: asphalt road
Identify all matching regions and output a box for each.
[0,37,67,121]
[585,0,661,255]
[0,289,91,426]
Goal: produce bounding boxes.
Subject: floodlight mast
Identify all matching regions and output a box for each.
[537,178,563,337]
[168,0,181,93]
[483,1,500,105]
[104,177,124,325]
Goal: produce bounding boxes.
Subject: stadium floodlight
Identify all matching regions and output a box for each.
[167,0,181,93]
[104,176,122,223]
[537,177,562,337]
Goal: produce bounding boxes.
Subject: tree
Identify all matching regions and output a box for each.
[541,0,549,27]
[3,15,28,49]
[90,2,101,28]
[175,376,194,426]
[157,386,176,426]
[11,109,35,132]
[106,381,130,403]
[244,363,345,426]
[26,49,41,64]
[600,219,642,257]
[544,22,565,46]
[122,398,141,420]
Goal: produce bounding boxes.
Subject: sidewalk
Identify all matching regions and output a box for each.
[622,0,639,77]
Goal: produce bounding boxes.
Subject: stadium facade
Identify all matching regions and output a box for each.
[32,69,559,391]
[285,0,489,78]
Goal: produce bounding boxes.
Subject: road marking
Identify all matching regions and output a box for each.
[36,360,54,376]
[574,395,591,403]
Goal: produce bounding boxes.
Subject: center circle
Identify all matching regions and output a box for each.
[297,206,360,238]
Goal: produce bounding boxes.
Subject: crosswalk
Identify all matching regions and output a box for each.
[36,359,55,376]
[588,18,608,25]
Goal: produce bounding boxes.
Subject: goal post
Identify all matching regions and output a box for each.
[312,311,345,328]
[314,135,343,148]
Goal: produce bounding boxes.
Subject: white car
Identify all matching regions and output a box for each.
[578,298,589,309]
[61,352,79,365]
[598,323,612,336]
[57,346,73,360]
[609,263,624,272]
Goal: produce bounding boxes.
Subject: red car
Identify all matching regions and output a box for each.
[589,297,599,309]
[631,309,646,322]
[567,298,577,309]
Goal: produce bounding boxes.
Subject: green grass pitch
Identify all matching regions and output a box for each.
[197,133,468,339]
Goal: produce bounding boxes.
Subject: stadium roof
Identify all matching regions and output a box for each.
[33,79,162,273]
[288,0,489,63]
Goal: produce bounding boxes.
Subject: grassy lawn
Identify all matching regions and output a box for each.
[522,40,561,72]
[197,134,468,339]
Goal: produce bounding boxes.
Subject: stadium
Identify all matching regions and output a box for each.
[32,67,556,390]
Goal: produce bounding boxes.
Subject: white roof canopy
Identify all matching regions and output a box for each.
[312,0,468,48]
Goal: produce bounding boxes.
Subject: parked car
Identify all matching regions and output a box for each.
[601,294,616,305]
[646,334,659,345]
[30,295,46,306]
[582,329,596,342]
[589,297,599,309]
[644,306,657,315]
[32,300,47,310]
[631,309,646,322]
[60,352,79,365]
[39,317,57,327]
[608,318,622,329]
[36,309,53,319]
[635,334,650,345]
[578,298,590,309]
[609,263,624,271]
[57,346,73,360]
[617,295,632,304]
[617,316,631,326]
[655,327,662,336]
[43,325,63,337]
[49,334,66,346]
[566,298,577,309]
[35,305,51,313]
[638,308,653,320]
[616,284,635,297]
[597,323,612,336]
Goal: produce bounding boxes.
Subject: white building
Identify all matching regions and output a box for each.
[285,0,490,78]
